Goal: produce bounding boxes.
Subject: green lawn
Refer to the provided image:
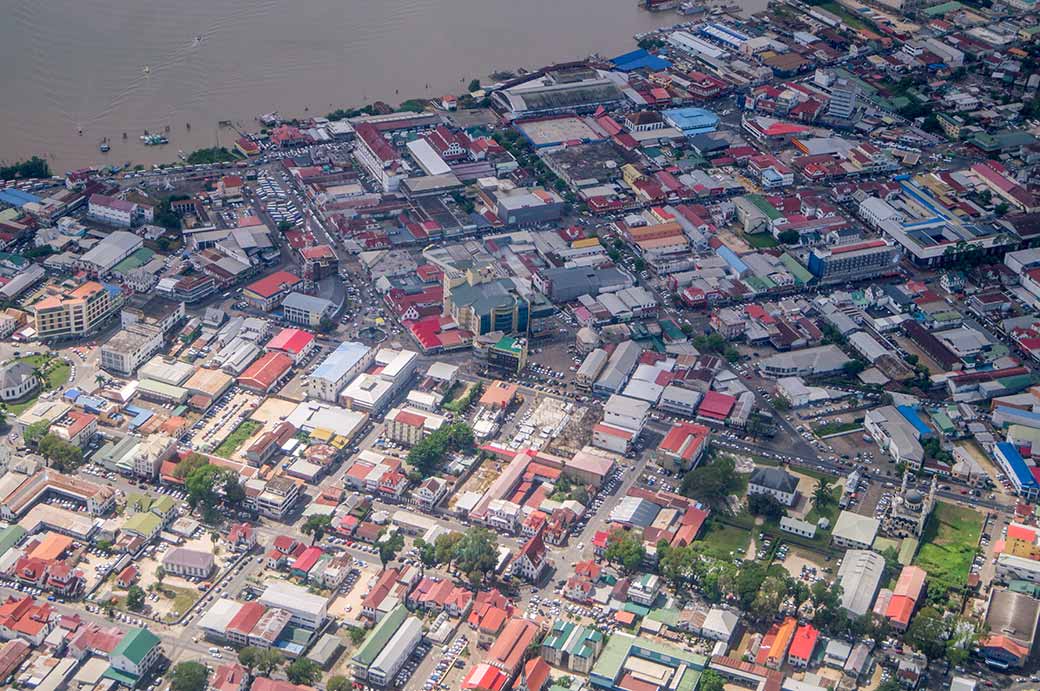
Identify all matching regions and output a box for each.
[819,2,878,32]
[700,520,751,560]
[804,486,843,526]
[167,585,200,617]
[812,421,863,437]
[913,502,982,596]
[744,233,779,249]
[215,420,261,458]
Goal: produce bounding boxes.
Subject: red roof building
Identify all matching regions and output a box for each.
[658,422,711,471]
[265,328,316,363]
[243,271,302,311]
[238,352,294,394]
[788,624,819,668]
[698,391,736,421]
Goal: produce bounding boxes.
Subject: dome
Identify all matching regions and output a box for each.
[905,489,924,505]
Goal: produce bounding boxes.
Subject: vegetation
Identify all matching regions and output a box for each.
[169,661,209,691]
[186,147,235,165]
[637,37,665,51]
[698,521,751,561]
[406,422,474,477]
[748,493,786,521]
[214,420,261,458]
[378,530,405,567]
[154,197,182,231]
[604,529,645,574]
[327,105,377,121]
[745,232,779,249]
[302,514,333,545]
[286,658,321,685]
[422,528,499,588]
[126,585,146,611]
[467,79,482,92]
[39,433,84,471]
[692,332,740,362]
[0,156,50,181]
[913,502,982,607]
[238,647,284,676]
[443,382,482,413]
[398,99,428,113]
[812,420,862,437]
[778,229,800,245]
[680,454,741,511]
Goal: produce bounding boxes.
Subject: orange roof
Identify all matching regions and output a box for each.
[486,618,539,675]
[1007,524,1038,543]
[789,624,818,660]
[885,595,916,627]
[767,617,797,664]
[27,533,73,562]
[479,381,518,408]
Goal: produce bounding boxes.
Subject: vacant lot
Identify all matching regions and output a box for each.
[700,521,750,561]
[913,502,982,596]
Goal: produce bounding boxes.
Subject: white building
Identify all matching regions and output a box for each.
[259,580,328,629]
[865,406,924,471]
[748,467,799,507]
[308,341,374,403]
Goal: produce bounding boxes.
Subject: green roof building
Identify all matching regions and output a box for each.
[0,525,26,558]
[122,512,162,541]
[590,632,706,691]
[541,620,605,674]
[353,605,408,669]
[108,627,162,680]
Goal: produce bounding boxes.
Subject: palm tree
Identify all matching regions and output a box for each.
[95,374,106,387]
[811,479,833,510]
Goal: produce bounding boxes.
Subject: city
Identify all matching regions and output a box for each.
[0,3,1040,691]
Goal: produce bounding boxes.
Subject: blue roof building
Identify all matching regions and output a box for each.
[309,341,374,402]
[611,49,672,72]
[994,442,1040,500]
[0,188,41,208]
[716,245,748,276]
[662,107,719,137]
[897,405,934,439]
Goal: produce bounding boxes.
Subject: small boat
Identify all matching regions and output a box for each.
[143,66,150,74]
[99,139,110,153]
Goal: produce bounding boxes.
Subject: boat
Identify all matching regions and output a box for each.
[143,66,150,75]
[139,134,168,146]
[99,139,110,153]
[178,150,187,161]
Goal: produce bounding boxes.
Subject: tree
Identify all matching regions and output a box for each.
[379,530,405,567]
[905,606,950,659]
[302,514,333,545]
[748,493,785,521]
[658,543,696,590]
[750,574,790,621]
[23,420,51,446]
[454,528,499,588]
[318,317,335,333]
[347,627,367,645]
[223,474,246,507]
[185,463,224,520]
[414,538,438,568]
[811,479,834,511]
[434,532,464,568]
[604,530,645,574]
[170,661,209,691]
[174,452,209,480]
[467,79,481,92]
[254,648,284,676]
[277,220,293,233]
[126,585,146,611]
[680,454,740,510]
[286,658,321,685]
[155,565,166,589]
[842,360,866,377]
[699,671,725,691]
[38,433,83,472]
[328,676,351,691]
[0,156,50,181]
[778,229,800,245]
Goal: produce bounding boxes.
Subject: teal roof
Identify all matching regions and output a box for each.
[353,605,408,666]
[112,627,161,665]
[0,525,26,557]
[745,194,781,221]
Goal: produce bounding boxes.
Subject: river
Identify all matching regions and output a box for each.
[0,0,702,172]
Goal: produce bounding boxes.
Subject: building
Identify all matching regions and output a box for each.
[788,625,819,668]
[656,422,711,472]
[834,550,885,618]
[243,271,302,311]
[258,580,327,629]
[827,79,858,119]
[541,620,605,674]
[0,362,39,402]
[308,342,374,403]
[589,632,706,691]
[981,589,1040,669]
[76,231,145,275]
[885,566,927,632]
[352,606,423,686]
[487,617,541,679]
[162,548,215,579]
[265,328,316,364]
[759,345,850,378]
[385,406,447,446]
[807,241,900,284]
[107,628,162,684]
[238,352,294,394]
[865,406,925,471]
[748,467,799,507]
[832,511,880,549]
[993,442,1040,501]
[88,195,152,228]
[32,282,122,341]
[121,294,186,336]
[99,323,164,376]
[281,293,335,328]
[510,531,550,582]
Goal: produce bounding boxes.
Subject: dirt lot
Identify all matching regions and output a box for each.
[251,397,299,425]
[448,458,498,511]
[777,545,837,581]
[188,390,261,454]
[328,561,382,623]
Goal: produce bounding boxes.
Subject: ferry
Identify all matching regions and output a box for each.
[140,134,168,146]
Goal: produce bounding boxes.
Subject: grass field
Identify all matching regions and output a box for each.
[215,420,261,458]
[913,502,982,596]
[813,421,863,437]
[701,520,751,560]
[745,233,779,249]
[804,486,843,527]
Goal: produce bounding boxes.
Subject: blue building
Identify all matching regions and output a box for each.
[662,107,720,137]
[994,442,1040,501]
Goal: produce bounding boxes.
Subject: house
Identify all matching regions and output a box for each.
[117,566,138,589]
[228,523,257,551]
[510,530,549,583]
[162,548,215,579]
[415,477,447,510]
[748,466,799,507]
[788,624,819,668]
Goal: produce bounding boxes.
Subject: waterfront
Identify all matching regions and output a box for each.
[0,0,691,172]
